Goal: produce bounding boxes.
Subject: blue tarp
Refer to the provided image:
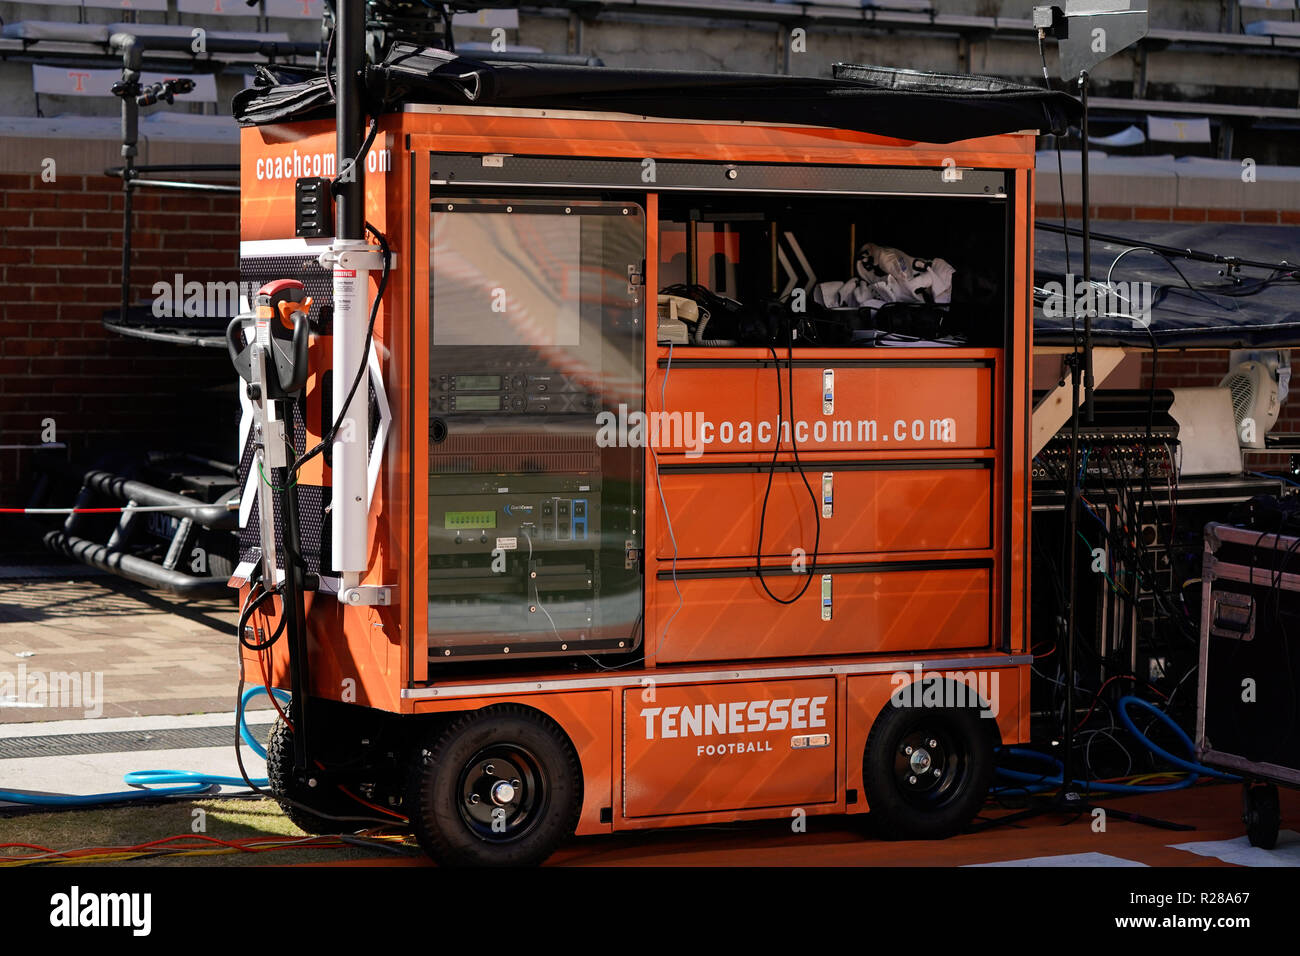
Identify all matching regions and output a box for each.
[1034,220,1300,348]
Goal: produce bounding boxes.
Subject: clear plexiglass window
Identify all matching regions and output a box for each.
[426,198,645,664]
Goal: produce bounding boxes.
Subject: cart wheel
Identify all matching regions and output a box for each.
[862,701,994,840]
[406,704,582,866]
[265,718,356,835]
[1243,781,1280,850]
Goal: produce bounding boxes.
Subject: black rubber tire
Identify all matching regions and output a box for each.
[862,702,994,840]
[265,718,356,835]
[1243,781,1280,850]
[406,704,582,867]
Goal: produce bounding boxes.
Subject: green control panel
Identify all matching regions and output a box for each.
[444,510,497,530]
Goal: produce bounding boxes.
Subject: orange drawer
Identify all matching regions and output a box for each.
[651,561,992,663]
[623,677,838,817]
[650,358,994,456]
[655,460,992,559]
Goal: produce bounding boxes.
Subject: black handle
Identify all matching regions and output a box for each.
[281,310,311,394]
[226,315,253,384]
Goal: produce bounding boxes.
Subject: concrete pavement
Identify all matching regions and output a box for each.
[0,576,244,722]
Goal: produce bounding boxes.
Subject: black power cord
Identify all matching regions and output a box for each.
[238,580,287,651]
[334,116,380,196]
[755,322,821,604]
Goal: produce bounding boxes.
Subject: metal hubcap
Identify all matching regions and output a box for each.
[491,780,517,806]
[895,728,962,806]
[456,746,544,843]
[909,749,932,775]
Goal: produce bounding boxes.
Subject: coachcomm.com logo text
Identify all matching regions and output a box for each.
[254,147,391,181]
[597,404,957,459]
[641,696,829,755]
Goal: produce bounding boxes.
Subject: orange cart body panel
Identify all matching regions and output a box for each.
[624,678,838,817]
[237,105,1035,829]
[650,563,994,664]
[651,357,995,455]
[655,457,994,560]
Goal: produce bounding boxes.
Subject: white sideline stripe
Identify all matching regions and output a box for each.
[965,852,1149,867]
[0,709,276,740]
[1169,831,1300,867]
[0,747,262,802]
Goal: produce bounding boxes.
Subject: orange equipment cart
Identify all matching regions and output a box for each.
[231,59,1076,865]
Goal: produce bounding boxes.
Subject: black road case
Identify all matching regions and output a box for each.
[1197,521,1300,848]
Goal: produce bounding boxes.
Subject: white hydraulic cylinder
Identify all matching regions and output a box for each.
[329,238,376,579]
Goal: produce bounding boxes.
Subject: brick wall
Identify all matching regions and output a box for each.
[0,172,239,511]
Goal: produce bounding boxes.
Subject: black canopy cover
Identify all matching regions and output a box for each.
[234,44,1081,144]
[1035,221,1300,349]
[233,50,1300,349]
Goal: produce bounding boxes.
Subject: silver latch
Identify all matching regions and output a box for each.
[340,585,394,607]
[1210,590,1255,642]
[316,245,386,272]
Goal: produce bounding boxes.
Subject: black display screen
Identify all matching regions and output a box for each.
[455,375,500,390]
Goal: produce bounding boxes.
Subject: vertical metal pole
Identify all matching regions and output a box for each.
[119,43,140,328]
[1061,69,1093,800]
[120,177,134,325]
[286,0,370,775]
[336,0,364,244]
[331,0,372,584]
[1061,352,1082,797]
[1080,71,1094,424]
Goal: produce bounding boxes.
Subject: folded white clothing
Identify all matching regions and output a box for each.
[854,242,955,305]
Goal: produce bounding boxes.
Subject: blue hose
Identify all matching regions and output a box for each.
[238,686,290,760]
[991,746,1065,795]
[0,687,290,808]
[0,778,212,807]
[993,694,1239,795]
[1114,695,1237,781]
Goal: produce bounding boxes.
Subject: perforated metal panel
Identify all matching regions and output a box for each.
[235,391,333,576]
[241,252,335,332]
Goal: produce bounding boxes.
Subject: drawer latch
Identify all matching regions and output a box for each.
[1210,590,1255,642]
